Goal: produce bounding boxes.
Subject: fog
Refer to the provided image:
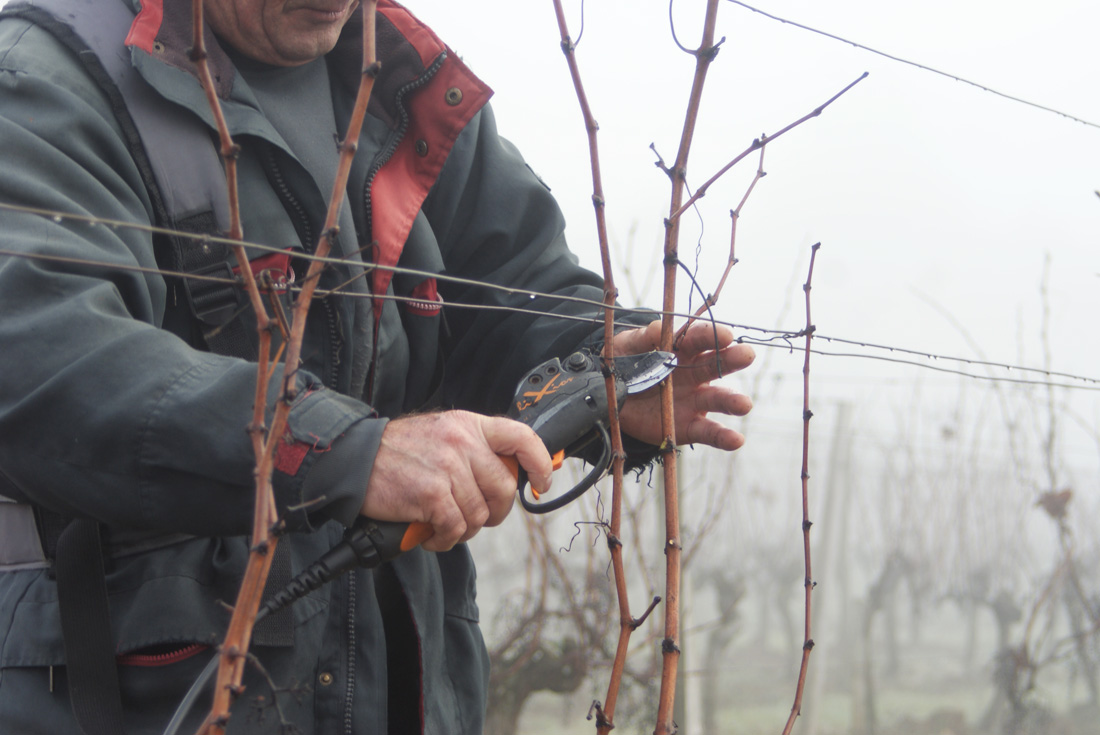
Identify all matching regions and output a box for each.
[412,1,1100,732]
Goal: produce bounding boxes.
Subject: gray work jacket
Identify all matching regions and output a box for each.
[0,1,626,732]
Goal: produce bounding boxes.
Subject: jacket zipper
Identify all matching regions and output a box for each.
[266,147,343,388]
[343,571,357,735]
[116,642,210,667]
[362,52,446,245]
[333,57,448,731]
[265,146,315,249]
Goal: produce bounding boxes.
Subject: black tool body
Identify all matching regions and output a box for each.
[506,349,674,513]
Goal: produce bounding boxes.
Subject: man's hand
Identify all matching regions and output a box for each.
[361,411,553,552]
[613,320,754,450]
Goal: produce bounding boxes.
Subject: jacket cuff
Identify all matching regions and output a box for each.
[269,383,386,532]
[299,416,387,528]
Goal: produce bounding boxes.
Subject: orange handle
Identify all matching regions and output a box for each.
[500,452,564,501]
[401,522,434,552]
[501,455,520,483]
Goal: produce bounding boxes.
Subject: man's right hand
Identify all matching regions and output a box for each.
[360,411,553,552]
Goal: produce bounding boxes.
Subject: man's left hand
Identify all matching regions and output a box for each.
[612,320,754,451]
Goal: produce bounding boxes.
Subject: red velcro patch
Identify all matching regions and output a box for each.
[274,437,310,475]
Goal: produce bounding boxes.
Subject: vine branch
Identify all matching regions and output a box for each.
[655,2,723,733]
[780,241,820,735]
[673,145,765,343]
[548,2,638,730]
[669,72,867,222]
[191,2,380,732]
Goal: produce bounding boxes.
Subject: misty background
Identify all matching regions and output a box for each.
[4,0,1093,732]
[411,1,1100,733]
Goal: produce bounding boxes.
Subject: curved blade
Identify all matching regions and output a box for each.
[612,350,677,394]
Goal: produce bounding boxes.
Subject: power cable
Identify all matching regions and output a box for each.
[161,518,413,735]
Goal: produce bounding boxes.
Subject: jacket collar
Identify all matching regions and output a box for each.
[125,0,235,98]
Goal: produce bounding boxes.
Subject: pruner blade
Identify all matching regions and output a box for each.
[613,350,677,394]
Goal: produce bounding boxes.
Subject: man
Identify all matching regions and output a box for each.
[0,0,754,732]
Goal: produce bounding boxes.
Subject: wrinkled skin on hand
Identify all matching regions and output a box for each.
[613,320,754,451]
[361,411,552,552]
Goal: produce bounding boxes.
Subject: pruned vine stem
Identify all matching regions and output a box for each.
[548,2,635,730]
[780,241,820,735]
[654,2,722,732]
[190,2,380,732]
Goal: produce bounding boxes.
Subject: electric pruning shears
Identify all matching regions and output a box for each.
[503,347,677,512]
[375,347,677,551]
[347,348,677,559]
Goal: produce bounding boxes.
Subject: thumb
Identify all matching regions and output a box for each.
[609,319,662,356]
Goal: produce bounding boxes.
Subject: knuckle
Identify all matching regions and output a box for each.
[434,513,466,546]
[422,474,453,504]
[435,451,464,478]
[469,504,491,530]
[488,474,516,504]
[688,417,710,445]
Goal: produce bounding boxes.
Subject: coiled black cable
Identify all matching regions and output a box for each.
[161,518,412,735]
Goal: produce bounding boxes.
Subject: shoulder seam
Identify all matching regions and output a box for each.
[0,20,41,69]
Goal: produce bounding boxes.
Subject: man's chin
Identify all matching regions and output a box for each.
[264,29,344,66]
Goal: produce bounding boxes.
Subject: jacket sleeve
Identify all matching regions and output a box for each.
[0,21,375,536]
[424,105,652,415]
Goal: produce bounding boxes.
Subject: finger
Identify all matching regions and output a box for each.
[420,487,469,552]
[470,465,514,531]
[680,343,755,382]
[479,416,552,514]
[691,385,753,418]
[673,345,761,387]
[682,416,746,451]
[609,319,662,356]
[448,475,493,543]
[721,343,756,372]
[675,321,735,355]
